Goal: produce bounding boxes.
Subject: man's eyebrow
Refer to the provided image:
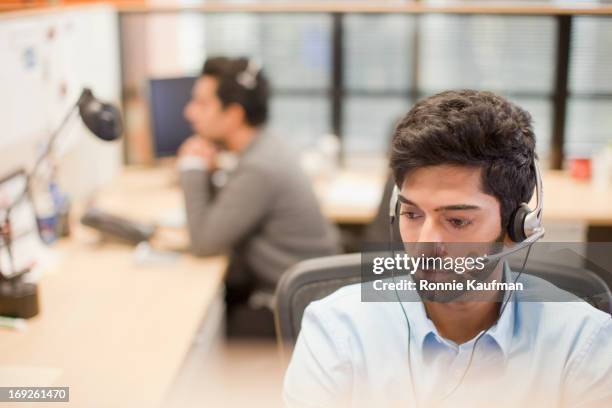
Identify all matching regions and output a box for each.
[398,195,481,211]
[436,204,481,211]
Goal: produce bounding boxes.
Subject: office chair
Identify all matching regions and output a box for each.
[274,253,612,352]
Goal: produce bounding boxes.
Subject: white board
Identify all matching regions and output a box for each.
[0,4,122,197]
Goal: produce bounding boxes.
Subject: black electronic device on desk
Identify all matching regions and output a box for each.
[80,208,156,244]
[0,273,38,319]
[149,76,196,157]
[0,171,41,318]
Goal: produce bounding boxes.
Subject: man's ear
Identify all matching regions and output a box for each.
[224,103,248,127]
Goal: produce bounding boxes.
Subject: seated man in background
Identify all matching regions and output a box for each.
[178,56,340,335]
[283,90,612,406]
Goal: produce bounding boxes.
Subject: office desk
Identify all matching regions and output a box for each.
[0,166,226,408]
[314,170,386,225]
[541,171,612,226]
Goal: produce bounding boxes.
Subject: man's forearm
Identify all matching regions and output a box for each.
[179,166,272,257]
[179,169,218,256]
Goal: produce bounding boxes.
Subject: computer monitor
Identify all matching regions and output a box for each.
[148,76,197,157]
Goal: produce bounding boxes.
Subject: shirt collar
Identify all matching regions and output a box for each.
[240,126,267,156]
[404,261,516,360]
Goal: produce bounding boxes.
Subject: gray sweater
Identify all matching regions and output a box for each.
[179,131,341,288]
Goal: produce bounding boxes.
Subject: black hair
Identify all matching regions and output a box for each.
[390,89,537,232]
[201,56,269,126]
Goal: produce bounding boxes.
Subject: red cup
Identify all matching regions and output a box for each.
[569,158,591,180]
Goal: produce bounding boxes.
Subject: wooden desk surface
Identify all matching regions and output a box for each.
[0,165,226,408]
[542,171,612,226]
[314,169,387,225]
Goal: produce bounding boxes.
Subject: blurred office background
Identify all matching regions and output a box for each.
[3,0,612,185]
[116,0,612,171]
[114,0,612,248]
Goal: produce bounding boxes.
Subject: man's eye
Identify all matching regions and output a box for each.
[448,218,471,228]
[400,211,422,220]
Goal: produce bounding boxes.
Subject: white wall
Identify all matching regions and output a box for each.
[0,4,123,200]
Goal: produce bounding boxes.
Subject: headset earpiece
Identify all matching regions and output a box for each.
[507,159,544,243]
[236,59,261,90]
[508,203,531,242]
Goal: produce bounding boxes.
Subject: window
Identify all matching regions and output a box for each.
[567,17,612,157]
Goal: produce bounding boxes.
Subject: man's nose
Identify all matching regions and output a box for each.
[417,220,452,260]
[418,218,444,244]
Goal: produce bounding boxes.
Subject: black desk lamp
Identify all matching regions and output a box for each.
[0,88,123,318]
[25,88,123,204]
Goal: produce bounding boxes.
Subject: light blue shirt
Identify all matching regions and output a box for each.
[283,268,612,408]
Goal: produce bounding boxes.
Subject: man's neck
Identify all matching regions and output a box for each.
[424,300,500,345]
[424,262,505,344]
[225,126,258,153]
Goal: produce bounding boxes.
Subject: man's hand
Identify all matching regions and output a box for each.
[178,136,217,169]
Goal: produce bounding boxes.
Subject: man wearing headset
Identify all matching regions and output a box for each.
[283,90,612,407]
[178,57,340,335]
